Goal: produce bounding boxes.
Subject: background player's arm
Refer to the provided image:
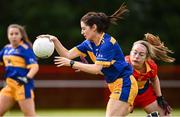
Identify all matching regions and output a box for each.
[151,76,172,115]
[151,75,162,97]
[27,64,39,79]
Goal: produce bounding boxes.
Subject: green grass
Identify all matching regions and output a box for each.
[4,108,180,117]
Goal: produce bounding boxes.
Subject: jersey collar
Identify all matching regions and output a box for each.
[135,61,152,74]
[96,32,105,46]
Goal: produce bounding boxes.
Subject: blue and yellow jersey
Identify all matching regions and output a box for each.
[73,33,133,83]
[0,42,38,83]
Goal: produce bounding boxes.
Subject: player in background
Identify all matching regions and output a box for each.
[125,33,174,116]
[38,3,138,117]
[0,24,39,116]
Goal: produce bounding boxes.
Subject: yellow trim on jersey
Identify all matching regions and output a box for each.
[128,75,138,105]
[0,62,3,66]
[145,61,151,72]
[137,80,147,89]
[135,61,152,74]
[110,37,116,45]
[27,64,38,69]
[70,47,87,57]
[3,55,26,68]
[95,60,115,67]
[111,60,115,64]
[20,41,28,49]
[95,61,111,67]
[87,51,96,63]
[96,32,105,46]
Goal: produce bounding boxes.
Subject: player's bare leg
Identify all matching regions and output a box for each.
[106,98,130,117]
[18,98,36,117]
[0,95,15,116]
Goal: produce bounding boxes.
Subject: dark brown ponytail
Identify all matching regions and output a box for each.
[109,3,129,24]
[81,3,129,33]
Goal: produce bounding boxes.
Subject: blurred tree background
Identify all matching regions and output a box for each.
[0,0,180,64]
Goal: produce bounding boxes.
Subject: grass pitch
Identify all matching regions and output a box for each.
[4,108,180,117]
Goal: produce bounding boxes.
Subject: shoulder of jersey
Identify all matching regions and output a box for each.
[4,44,11,48]
[20,43,29,49]
[104,34,116,45]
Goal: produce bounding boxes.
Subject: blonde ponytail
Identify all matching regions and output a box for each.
[144,33,175,63]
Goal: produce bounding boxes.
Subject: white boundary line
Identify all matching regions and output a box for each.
[160,80,180,88]
[35,80,107,88]
[0,80,180,88]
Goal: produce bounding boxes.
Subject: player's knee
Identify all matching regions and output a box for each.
[0,107,8,116]
[23,112,36,117]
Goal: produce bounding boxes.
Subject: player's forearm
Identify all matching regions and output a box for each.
[72,61,103,75]
[27,64,39,79]
[152,76,162,96]
[53,39,70,58]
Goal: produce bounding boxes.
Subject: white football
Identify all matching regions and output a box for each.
[33,37,54,58]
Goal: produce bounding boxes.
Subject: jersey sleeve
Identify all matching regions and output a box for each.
[23,48,38,69]
[75,40,89,57]
[95,42,115,67]
[148,59,158,78]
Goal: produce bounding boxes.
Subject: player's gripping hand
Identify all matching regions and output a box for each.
[37,34,58,42]
[157,96,172,115]
[17,76,30,85]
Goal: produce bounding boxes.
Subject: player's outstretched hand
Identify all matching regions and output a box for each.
[54,56,71,67]
[157,96,172,115]
[36,34,58,42]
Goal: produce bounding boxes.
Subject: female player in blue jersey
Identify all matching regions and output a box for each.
[38,3,138,117]
[0,24,39,116]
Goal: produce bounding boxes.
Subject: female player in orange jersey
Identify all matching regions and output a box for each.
[126,33,174,116]
[38,3,138,117]
[0,24,39,116]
